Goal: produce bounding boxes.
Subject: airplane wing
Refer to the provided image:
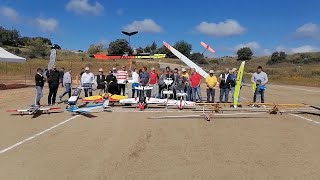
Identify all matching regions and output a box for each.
[135,86,153,90]
[163,41,209,78]
[166,100,196,106]
[72,106,103,114]
[201,41,215,53]
[119,98,139,104]
[146,98,167,104]
[39,107,61,111]
[310,105,320,111]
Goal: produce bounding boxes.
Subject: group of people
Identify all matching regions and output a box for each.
[34,64,268,106]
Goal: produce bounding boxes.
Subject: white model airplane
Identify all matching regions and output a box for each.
[166,93,196,110]
[6,105,61,117]
[119,86,167,110]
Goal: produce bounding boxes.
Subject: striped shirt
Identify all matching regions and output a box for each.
[117,70,128,84]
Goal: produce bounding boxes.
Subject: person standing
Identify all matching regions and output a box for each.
[229,68,237,102]
[34,68,46,106]
[149,67,159,98]
[158,70,166,99]
[131,68,140,98]
[46,66,60,105]
[181,68,191,101]
[106,70,118,95]
[96,68,106,95]
[117,66,128,96]
[140,67,150,86]
[189,68,202,102]
[219,68,231,103]
[172,68,179,99]
[59,69,72,101]
[81,67,94,97]
[251,66,268,103]
[59,68,65,87]
[175,71,187,100]
[205,70,217,103]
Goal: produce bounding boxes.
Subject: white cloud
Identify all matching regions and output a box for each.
[291,45,320,53]
[276,45,319,54]
[0,6,19,20]
[66,0,104,15]
[123,19,163,33]
[196,19,245,37]
[234,41,260,51]
[295,23,320,40]
[34,18,59,32]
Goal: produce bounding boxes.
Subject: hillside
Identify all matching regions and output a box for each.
[1,46,320,87]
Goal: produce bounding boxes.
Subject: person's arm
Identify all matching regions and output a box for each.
[251,73,255,84]
[80,74,84,86]
[263,73,268,84]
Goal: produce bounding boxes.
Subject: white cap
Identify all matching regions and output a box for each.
[85,67,89,71]
[99,68,103,72]
[112,67,116,70]
[182,68,186,72]
[209,70,214,73]
[232,68,237,72]
[151,67,155,70]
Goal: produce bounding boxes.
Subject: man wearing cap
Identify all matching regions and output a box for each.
[131,68,140,98]
[46,66,60,105]
[148,67,159,98]
[117,66,129,96]
[205,70,218,102]
[96,68,106,95]
[59,69,72,101]
[106,70,118,94]
[81,67,94,97]
[181,68,190,100]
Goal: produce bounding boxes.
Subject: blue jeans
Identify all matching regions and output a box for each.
[132,83,140,98]
[191,86,202,102]
[254,89,265,103]
[220,88,230,103]
[185,86,191,101]
[60,83,71,99]
[35,86,43,105]
[82,83,92,97]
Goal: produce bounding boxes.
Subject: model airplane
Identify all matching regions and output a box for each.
[200,41,215,55]
[166,93,196,110]
[6,105,61,116]
[82,93,128,105]
[119,86,168,110]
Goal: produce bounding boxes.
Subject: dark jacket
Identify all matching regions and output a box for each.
[219,73,232,89]
[106,74,117,86]
[35,73,45,87]
[96,74,106,89]
[46,70,60,88]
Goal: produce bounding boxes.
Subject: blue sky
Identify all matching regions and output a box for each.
[0,0,320,57]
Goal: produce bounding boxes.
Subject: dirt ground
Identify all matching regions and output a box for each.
[0,84,319,180]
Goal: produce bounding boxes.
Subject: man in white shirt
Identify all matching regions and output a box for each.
[59,69,72,101]
[81,67,94,97]
[131,68,140,98]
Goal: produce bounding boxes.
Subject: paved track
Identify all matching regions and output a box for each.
[0,84,319,179]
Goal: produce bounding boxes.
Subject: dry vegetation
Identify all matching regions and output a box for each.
[1,48,320,87]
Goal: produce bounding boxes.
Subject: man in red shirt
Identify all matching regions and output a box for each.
[148,67,159,98]
[189,68,202,102]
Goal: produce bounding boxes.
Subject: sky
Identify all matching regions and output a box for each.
[0,0,320,57]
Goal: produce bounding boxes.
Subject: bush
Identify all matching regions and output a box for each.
[87,44,104,55]
[190,53,207,64]
[27,38,50,58]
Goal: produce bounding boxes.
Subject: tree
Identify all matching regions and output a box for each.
[144,46,151,53]
[0,26,21,46]
[174,40,192,58]
[108,39,132,55]
[87,44,104,55]
[27,38,50,58]
[267,51,287,65]
[237,47,253,60]
[190,53,207,64]
[53,44,61,50]
[155,45,174,58]
[150,41,157,53]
